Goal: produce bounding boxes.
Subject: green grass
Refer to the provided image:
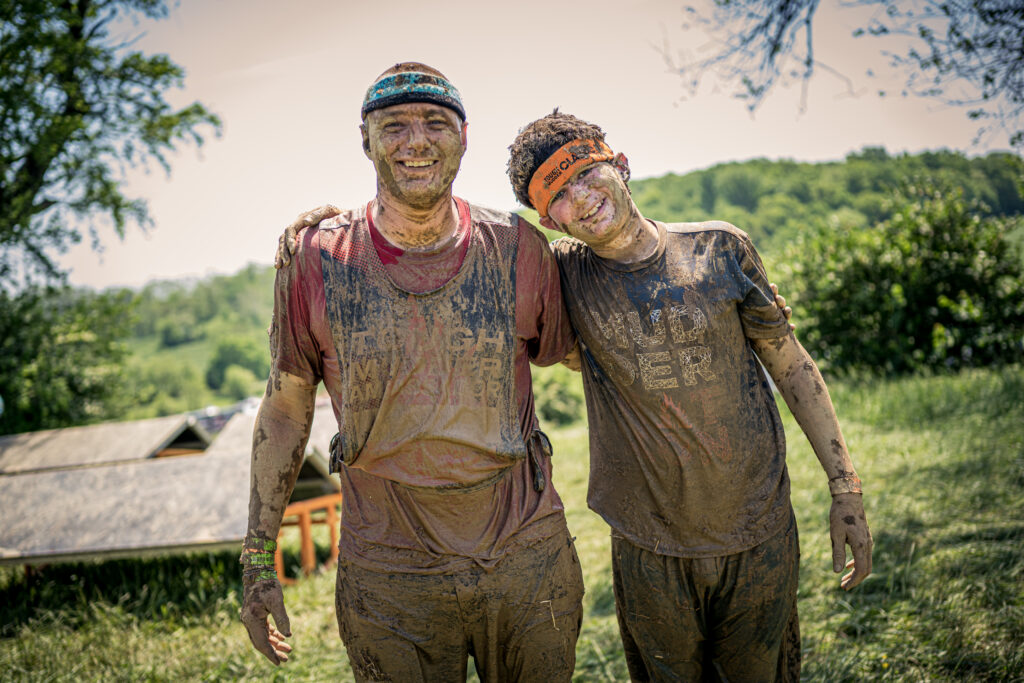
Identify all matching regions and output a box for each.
[2,366,1022,681]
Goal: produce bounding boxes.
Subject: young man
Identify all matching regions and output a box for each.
[241,65,584,682]
[506,112,873,681]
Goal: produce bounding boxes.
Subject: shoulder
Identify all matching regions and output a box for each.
[665,220,750,242]
[465,202,519,229]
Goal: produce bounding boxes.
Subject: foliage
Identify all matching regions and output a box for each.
[206,336,269,392]
[0,285,135,435]
[2,367,1022,680]
[127,356,212,416]
[664,0,1024,148]
[0,0,221,283]
[628,148,1023,255]
[222,364,261,401]
[781,181,1024,373]
[532,362,585,427]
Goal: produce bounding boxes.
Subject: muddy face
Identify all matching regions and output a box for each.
[545,162,634,247]
[362,103,466,209]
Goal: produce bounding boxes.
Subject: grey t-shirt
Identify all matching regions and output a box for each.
[553,220,792,557]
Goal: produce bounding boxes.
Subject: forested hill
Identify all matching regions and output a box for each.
[627,147,1023,257]
[6,147,1016,432]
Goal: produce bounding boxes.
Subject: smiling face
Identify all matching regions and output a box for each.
[540,158,635,246]
[362,102,467,209]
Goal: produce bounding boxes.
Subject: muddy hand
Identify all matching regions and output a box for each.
[770,283,795,331]
[274,204,342,268]
[241,579,293,664]
[829,492,873,590]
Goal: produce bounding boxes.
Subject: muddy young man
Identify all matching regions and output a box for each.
[504,112,874,682]
[240,64,584,682]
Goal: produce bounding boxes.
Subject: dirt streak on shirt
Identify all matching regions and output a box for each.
[271,199,574,573]
[553,220,792,557]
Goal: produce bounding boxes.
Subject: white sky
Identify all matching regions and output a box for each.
[59,0,1008,289]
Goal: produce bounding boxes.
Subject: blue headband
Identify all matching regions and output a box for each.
[361,72,466,121]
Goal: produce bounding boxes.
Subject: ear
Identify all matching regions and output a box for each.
[612,152,631,183]
[538,215,562,232]
[360,124,371,157]
[460,120,468,148]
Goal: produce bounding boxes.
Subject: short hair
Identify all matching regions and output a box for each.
[507,111,606,209]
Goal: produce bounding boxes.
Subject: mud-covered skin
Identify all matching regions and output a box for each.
[334,531,583,682]
[361,102,466,230]
[240,579,293,665]
[241,366,316,665]
[752,332,874,589]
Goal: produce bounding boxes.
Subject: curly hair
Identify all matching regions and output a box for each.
[507,111,606,209]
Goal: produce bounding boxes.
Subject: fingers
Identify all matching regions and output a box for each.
[268,626,292,662]
[269,626,293,654]
[268,590,292,638]
[241,605,282,665]
[769,283,796,331]
[241,581,292,665]
[275,204,342,270]
[274,233,290,270]
[830,529,847,574]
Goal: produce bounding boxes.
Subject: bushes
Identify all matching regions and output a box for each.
[205,336,269,391]
[783,182,1024,373]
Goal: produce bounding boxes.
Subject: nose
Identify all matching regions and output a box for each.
[568,178,589,206]
[407,120,429,151]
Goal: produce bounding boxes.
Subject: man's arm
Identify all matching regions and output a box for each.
[240,369,317,664]
[751,332,874,590]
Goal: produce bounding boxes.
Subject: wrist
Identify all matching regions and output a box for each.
[240,533,279,584]
[828,473,863,496]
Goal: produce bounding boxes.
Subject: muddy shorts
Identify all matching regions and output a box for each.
[335,529,584,682]
[612,513,800,682]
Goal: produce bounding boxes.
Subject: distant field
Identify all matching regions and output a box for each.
[2,367,1022,681]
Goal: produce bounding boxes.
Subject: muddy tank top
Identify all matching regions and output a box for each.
[318,204,526,490]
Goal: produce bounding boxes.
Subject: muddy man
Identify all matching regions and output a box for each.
[240,63,585,682]
[505,111,873,682]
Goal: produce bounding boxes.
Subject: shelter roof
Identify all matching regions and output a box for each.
[0,414,211,475]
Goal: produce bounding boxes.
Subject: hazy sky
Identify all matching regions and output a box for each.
[59,0,1005,289]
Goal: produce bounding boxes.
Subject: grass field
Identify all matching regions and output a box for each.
[2,366,1022,681]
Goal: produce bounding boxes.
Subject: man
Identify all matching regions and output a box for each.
[504,112,873,681]
[240,64,584,682]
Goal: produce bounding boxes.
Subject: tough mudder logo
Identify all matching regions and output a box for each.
[543,143,596,187]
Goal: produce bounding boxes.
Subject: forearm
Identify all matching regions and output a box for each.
[246,370,318,539]
[755,335,861,492]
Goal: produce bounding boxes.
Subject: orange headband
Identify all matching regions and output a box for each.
[528,139,614,217]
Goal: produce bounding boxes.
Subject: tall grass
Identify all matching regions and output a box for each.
[1,366,1021,681]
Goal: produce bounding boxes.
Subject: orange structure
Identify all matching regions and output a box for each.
[274,492,343,584]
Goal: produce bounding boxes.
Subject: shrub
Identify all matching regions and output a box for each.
[783,182,1024,373]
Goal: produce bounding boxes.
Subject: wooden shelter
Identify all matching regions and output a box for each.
[0,402,341,573]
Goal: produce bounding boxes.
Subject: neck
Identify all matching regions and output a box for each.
[590,204,659,264]
[371,188,460,252]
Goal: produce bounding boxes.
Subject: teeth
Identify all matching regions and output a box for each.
[402,160,435,167]
[582,202,601,220]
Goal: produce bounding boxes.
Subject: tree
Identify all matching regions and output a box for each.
[782,181,1024,373]
[0,0,221,283]
[0,285,136,435]
[206,336,268,392]
[665,0,1024,148]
